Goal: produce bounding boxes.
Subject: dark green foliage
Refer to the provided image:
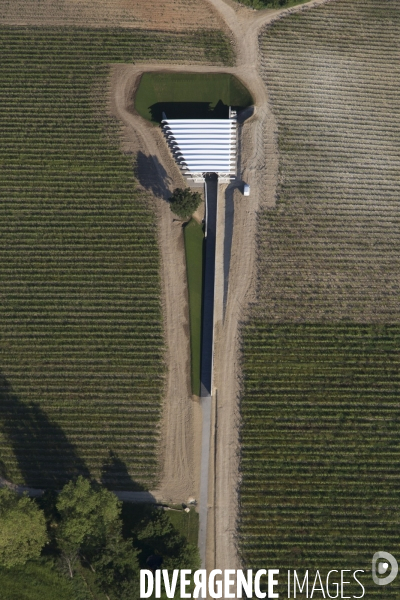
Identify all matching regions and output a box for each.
[0,479,199,599]
[0,488,48,569]
[169,188,202,220]
[56,477,122,555]
[0,560,73,600]
[235,0,308,8]
[54,478,140,595]
[122,503,200,572]
[92,530,139,600]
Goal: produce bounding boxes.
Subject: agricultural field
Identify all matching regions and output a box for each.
[239,1,400,596]
[257,0,400,323]
[0,26,233,490]
[240,324,400,596]
[0,0,226,33]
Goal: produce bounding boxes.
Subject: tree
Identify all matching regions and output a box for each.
[169,187,202,220]
[92,526,139,600]
[56,476,122,576]
[136,509,200,571]
[56,476,140,598]
[0,488,48,568]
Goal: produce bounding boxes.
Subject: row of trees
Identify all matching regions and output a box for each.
[0,477,199,600]
[237,0,298,8]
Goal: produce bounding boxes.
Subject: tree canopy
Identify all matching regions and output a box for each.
[0,478,199,598]
[0,488,48,568]
[56,476,121,554]
[55,476,139,598]
[169,187,202,220]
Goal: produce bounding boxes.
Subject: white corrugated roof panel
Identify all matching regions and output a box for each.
[163,116,237,177]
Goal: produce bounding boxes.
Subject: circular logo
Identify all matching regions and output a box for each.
[372,552,398,586]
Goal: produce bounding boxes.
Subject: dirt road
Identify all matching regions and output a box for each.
[107,0,334,579]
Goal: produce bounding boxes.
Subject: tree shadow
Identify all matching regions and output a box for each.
[135,151,172,200]
[0,371,90,488]
[100,450,146,492]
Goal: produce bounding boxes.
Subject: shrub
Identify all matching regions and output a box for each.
[169,188,202,220]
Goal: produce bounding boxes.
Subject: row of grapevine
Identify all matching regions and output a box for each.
[255,0,400,322]
[240,324,400,597]
[239,1,400,597]
[0,26,233,490]
[0,0,224,34]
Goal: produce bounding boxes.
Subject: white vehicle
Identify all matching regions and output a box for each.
[243,183,250,196]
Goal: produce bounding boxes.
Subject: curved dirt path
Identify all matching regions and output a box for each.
[107,0,334,576]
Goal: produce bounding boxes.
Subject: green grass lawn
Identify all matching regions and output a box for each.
[166,506,199,546]
[183,219,204,396]
[0,561,73,600]
[135,72,253,123]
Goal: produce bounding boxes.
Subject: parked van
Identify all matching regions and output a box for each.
[243,183,250,197]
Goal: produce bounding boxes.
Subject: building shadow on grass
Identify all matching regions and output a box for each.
[0,371,90,488]
[135,151,172,200]
[150,100,231,122]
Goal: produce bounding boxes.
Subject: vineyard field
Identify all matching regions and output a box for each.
[0,26,233,490]
[239,1,400,595]
[0,0,227,33]
[240,324,400,597]
[257,0,400,322]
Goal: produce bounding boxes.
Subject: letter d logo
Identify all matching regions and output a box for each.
[372,552,398,586]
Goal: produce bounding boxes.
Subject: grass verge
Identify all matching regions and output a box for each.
[183,219,204,396]
[0,560,73,600]
[166,505,199,546]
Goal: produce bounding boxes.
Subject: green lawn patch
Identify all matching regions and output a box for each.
[0,561,73,600]
[135,72,253,123]
[183,219,204,396]
[166,506,199,547]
